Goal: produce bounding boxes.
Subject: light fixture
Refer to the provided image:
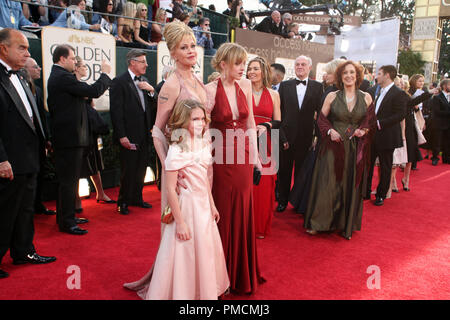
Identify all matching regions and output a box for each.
[78,178,90,197]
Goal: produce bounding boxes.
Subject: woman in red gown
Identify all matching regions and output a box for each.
[206,43,265,294]
[246,57,281,238]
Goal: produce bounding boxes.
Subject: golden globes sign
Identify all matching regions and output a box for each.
[41,27,116,111]
[156,41,204,83]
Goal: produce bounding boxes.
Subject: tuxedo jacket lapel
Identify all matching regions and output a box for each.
[377,85,395,115]
[300,80,313,111]
[126,73,144,110]
[289,80,300,111]
[439,92,450,108]
[21,76,46,140]
[0,74,36,133]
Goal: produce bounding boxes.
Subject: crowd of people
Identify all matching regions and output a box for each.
[1,0,329,56]
[1,4,450,301]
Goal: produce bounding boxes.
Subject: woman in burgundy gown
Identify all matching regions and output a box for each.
[246,57,281,238]
[206,43,265,294]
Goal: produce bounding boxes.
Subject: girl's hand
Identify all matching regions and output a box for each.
[212,207,220,223]
[256,124,267,137]
[176,221,191,241]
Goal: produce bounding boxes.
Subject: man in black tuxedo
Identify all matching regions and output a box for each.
[47,44,112,235]
[366,65,407,206]
[23,57,56,216]
[255,10,282,36]
[0,28,56,279]
[430,79,450,165]
[110,49,157,215]
[277,55,323,212]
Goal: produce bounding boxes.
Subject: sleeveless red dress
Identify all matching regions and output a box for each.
[210,79,265,294]
[252,88,276,237]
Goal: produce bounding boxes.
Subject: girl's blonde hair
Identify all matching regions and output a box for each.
[247,56,272,89]
[163,21,196,53]
[167,99,211,150]
[211,42,247,72]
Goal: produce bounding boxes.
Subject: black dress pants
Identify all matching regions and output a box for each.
[278,143,309,206]
[441,128,450,162]
[367,144,394,199]
[54,147,85,229]
[118,143,149,206]
[0,173,37,263]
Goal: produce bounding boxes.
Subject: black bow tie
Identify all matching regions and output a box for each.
[134,75,142,82]
[296,79,307,86]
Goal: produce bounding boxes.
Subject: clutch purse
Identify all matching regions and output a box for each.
[253,167,262,185]
[161,205,174,224]
[345,126,356,139]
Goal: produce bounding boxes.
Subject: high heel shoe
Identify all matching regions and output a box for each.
[392,188,399,193]
[306,229,318,235]
[97,198,117,204]
[341,232,351,240]
[401,179,410,191]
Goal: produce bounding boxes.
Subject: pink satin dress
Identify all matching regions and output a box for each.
[123,143,229,299]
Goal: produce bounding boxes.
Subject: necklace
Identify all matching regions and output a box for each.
[252,88,263,96]
[346,95,355,103]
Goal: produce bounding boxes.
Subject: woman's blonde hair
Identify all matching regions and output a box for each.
[135,3,147,19]
[163,21,196,53]
[246,56,272,89]
[211,42,247,72]
[74,56,83,67]
[155,8,166,22]
[324,58,346,75]
[207,71,221,83]
[167,99,211,150]
[120,1,136,33]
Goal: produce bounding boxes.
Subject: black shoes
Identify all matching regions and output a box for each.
[13,253,57,265]
[97,198,116,204]
[401,179,410,191]
[60,226,88,235]
[0,269,9,279]
[117,203,129,215]
[139,202,152,209]
[374,197,384,206]
[35,208,56,215]
[75,217,89,224]
[432,158,439,166]
[276,203,287,212]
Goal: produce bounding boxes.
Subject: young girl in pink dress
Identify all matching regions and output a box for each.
[123,99,229,300]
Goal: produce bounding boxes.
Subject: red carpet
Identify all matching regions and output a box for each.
[1,159,449,300]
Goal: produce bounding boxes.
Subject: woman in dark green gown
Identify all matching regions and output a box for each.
[304,61,375,240]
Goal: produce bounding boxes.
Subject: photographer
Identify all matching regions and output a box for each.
[192,17,215,56]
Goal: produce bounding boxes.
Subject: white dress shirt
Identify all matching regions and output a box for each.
[375,81,395,115]
[295,77,308,110]
[128,69,146,111]
[0,58,33,119]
